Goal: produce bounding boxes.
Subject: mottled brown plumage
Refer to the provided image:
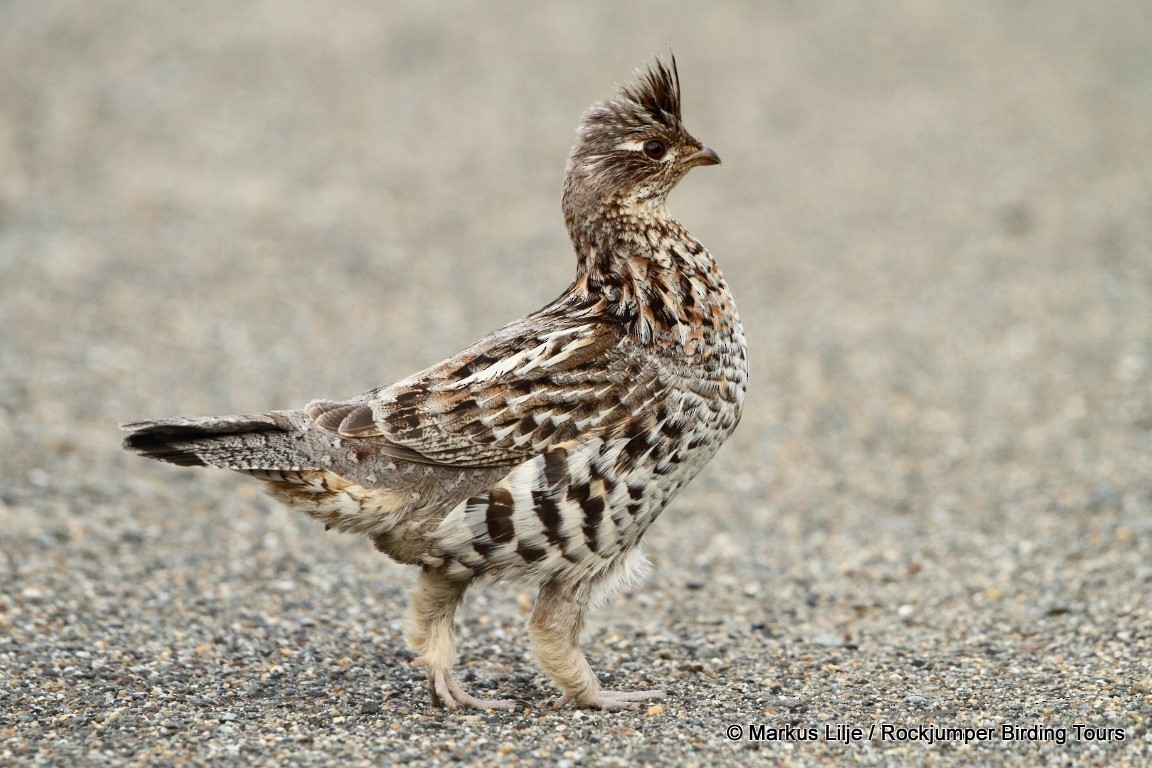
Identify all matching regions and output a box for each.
[122,56,747,710]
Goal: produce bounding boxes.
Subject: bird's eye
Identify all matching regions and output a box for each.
[642,140,666,160]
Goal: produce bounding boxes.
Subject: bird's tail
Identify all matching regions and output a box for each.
[120,412,317,471]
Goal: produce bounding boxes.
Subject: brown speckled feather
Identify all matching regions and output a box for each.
[305,303,659,468]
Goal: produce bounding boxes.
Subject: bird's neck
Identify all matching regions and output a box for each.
[562,195,726,345]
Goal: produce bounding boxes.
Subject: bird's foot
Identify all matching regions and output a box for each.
[550,687,666,710]
[415,659,520,710]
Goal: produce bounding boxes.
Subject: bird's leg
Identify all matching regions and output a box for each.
[406,568,517,710]
[530,579,665,709]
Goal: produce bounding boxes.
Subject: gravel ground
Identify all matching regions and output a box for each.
[2,2,1151,766]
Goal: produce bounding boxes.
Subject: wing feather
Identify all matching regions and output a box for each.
[305,313,662,469]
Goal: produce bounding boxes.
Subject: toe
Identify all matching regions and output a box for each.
[425,668,519,710]
[564,688,666,709]
[600,688,665,702]
[430,669,461,709]
[443,675,520,710]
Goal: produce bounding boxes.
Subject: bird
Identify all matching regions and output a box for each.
[122,55,748,710]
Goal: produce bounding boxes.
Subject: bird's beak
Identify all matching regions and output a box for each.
[680,145,721,169]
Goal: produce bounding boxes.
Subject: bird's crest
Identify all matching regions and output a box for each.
[575,55,685,140]
[616,55,682,128]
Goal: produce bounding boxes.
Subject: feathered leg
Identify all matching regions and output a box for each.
[530,578,665,709]
[406,568,517,710]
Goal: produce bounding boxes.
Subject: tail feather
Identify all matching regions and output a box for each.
[120,413,311,470]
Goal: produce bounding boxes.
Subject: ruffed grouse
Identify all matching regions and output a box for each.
[122,56,747,710]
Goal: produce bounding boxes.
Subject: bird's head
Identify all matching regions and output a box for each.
[563,55,720,215]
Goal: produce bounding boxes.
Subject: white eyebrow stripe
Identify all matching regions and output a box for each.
[615,139,648,152]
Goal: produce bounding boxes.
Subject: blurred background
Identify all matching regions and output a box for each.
[1,1,1150,763]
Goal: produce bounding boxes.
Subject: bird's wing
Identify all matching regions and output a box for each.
[305,312,664,468]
